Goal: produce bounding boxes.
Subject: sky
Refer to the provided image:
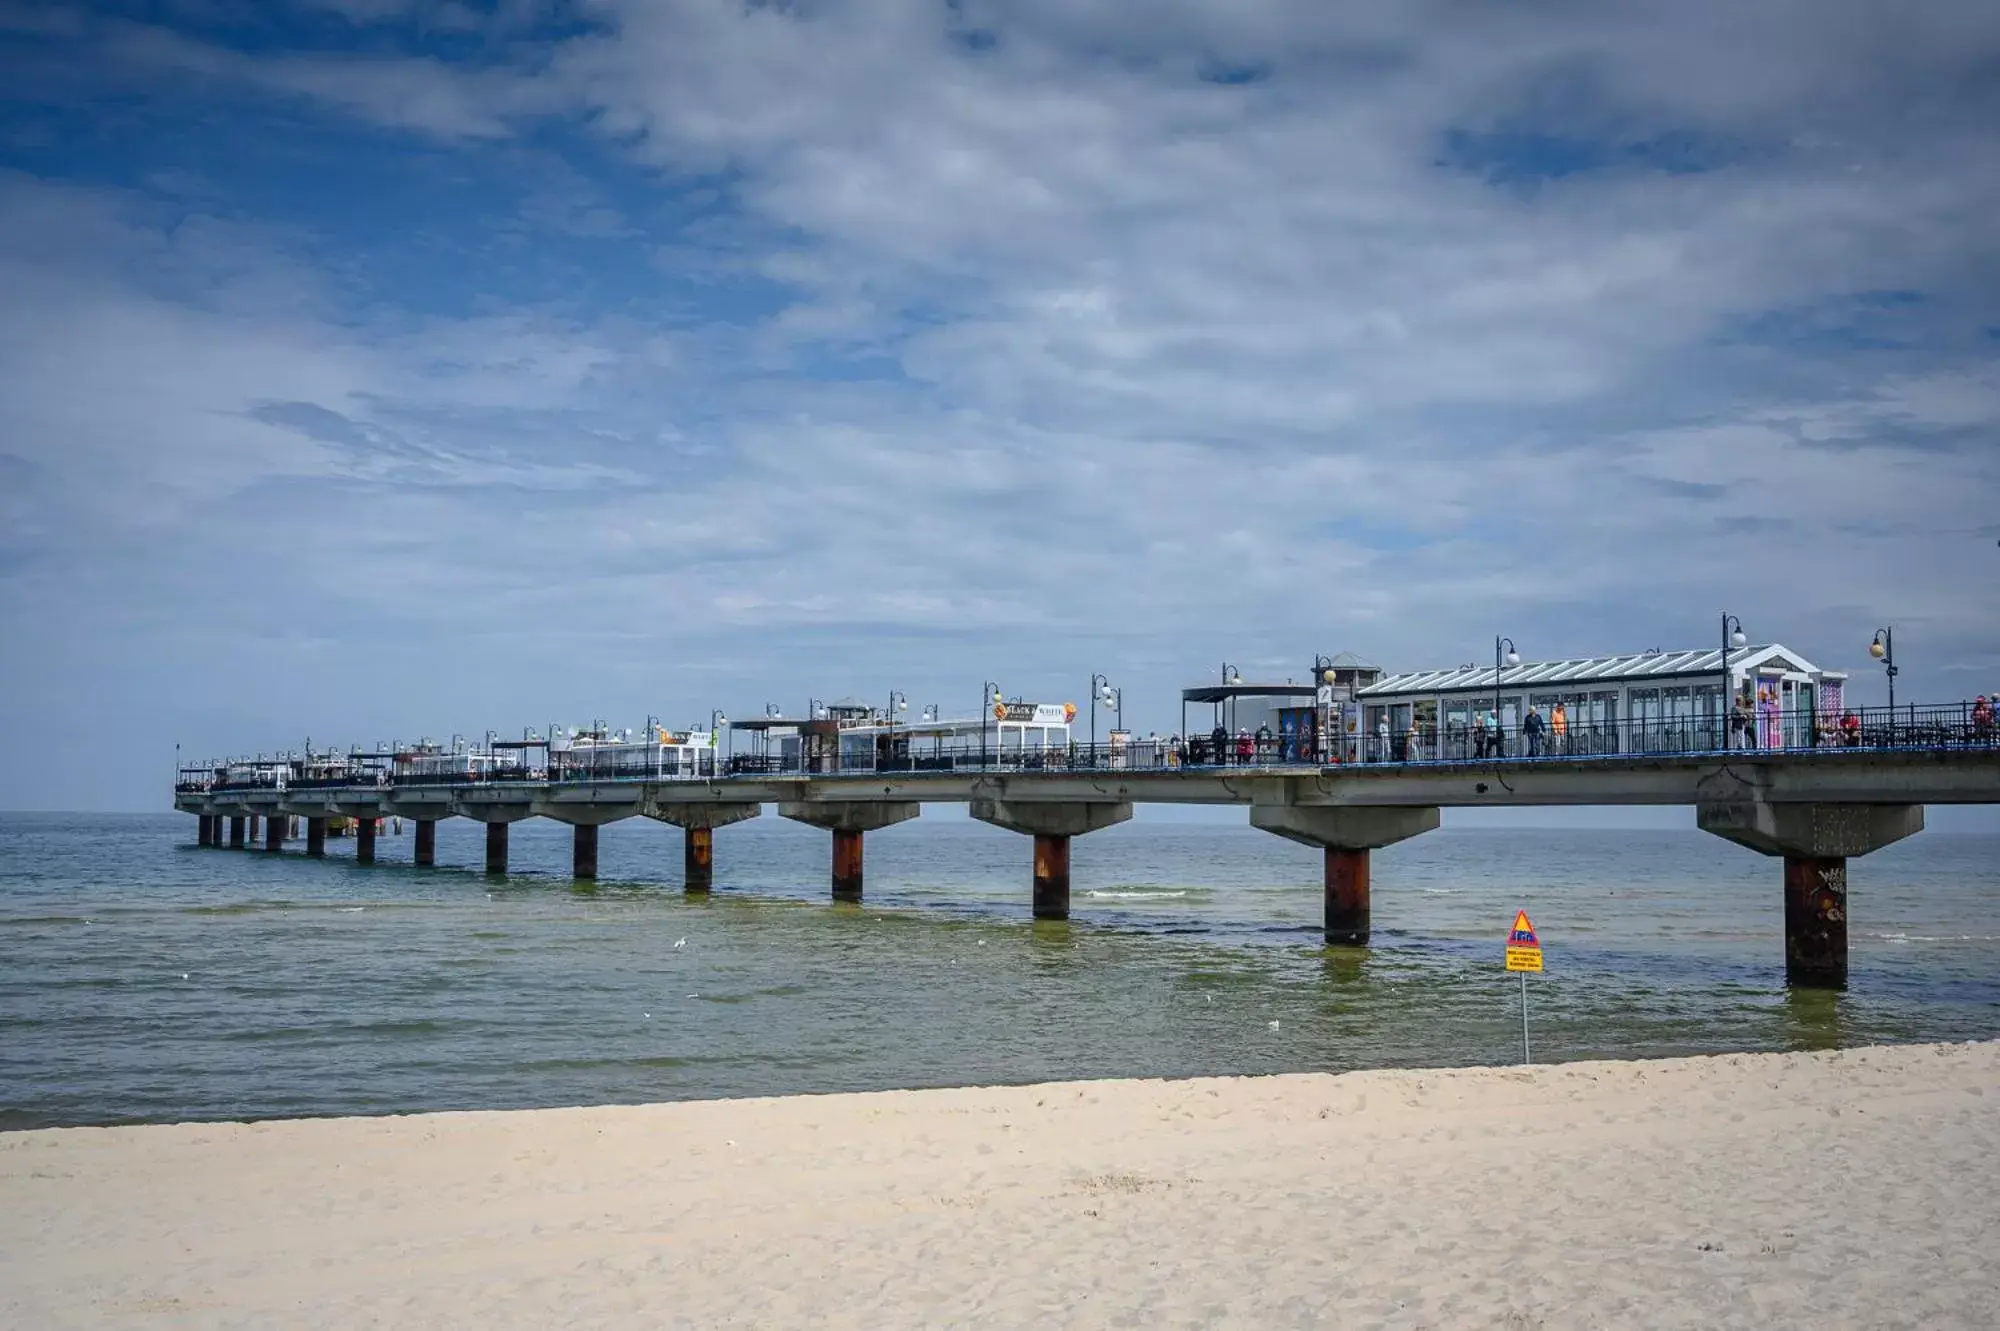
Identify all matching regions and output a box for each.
[1,0,1997,813]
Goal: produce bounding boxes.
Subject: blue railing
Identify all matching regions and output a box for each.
[174,703,1996,794]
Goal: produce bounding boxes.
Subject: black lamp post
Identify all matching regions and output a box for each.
[981,681,1002,769]
[1869,627,1897,716]
[1090,673,1115,754]
[1220,662,1241,736]
[1719,614,1746,747]
[1312,653,1336,760]
[1494,637,1520,756]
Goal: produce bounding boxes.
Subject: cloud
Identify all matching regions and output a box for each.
[1,1,1998,808]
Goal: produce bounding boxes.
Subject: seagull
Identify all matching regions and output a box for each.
[643,1012,651,1019]
[1268,1019,1281,1031]
[181,973,190,981]
[673,937,687,949]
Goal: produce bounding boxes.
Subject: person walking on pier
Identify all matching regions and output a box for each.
[1472,711,1490,760]
[1550,701,1568,755]
[1973,695,1994,744]
[1524,704,1546,758]
[1210,722,1229,766]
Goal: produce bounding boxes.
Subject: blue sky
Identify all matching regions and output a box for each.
[1,0,1997,811]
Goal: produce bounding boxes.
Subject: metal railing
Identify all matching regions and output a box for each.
[176,703,1997,795]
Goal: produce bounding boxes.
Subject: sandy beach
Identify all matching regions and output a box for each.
[4,1043,1996,1329]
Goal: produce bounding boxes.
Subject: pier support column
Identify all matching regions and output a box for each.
[228,816,246,848]
[414,819,436,867]
[485,822,508,875]
[969,800,1132,921]
[355,817,376,865]
[197,815,214,847]
[247,814,259,844]
[305,817,327,857]
[685,827,712,892]
[1033,834,1071,919]
[1698,801,1924,990]
[1323,849,1370,947]
[573,824,599,880]
[1249,806,1441,947]
[264,814,285,852]
[645,803,761,894]
[778,802,920,903]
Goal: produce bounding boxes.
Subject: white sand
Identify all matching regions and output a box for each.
[4,1043,1997,1329]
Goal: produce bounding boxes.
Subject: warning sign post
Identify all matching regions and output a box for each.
[1505,909,1541,1064]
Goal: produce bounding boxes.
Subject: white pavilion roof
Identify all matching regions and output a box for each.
[1356,644,1820,698]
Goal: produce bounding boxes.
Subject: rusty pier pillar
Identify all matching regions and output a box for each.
[484,822,508,875]
[306,817,327,857]
[573,824,599,880]
[228,816,246,848]
[1032,834,1071,920]
[831,829,864,902]
[684,826,713,893]
[1783,856,1848,989]
[196,815,214,847]
[355,816,376,865]
[1324,848,1370,947]
[413,819,436,866]
[264,814,286,852]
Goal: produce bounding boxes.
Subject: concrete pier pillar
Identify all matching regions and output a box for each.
[1033,833,1071,919]
[1324,848,1370,947]
[247,814,260,844]
[264,815,285,852]
[305,816,327,857]
[414,819,436,867]
[968,800,1132,922]
[778,802,920,903]
[644,803,760,894]
[573,824,599,880]
[1698,801,1923,990]
[228,816,246,849]
[355,816,376,865]
[1784,856,1848,989]
[1248,806,1440,947]
[197,815,214,847]
[484,822,508,875]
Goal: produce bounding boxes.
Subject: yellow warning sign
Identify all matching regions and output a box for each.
[1505,909,1542,971]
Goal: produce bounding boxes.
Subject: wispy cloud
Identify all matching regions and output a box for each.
[1,0,1997,806]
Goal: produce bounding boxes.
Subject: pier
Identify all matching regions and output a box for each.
[176,705,2000,990]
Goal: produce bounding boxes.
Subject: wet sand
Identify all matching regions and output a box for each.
[4,1042,1996,1329]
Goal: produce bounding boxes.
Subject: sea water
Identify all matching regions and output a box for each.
[2,811,1996,1127]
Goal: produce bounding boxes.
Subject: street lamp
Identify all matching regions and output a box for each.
[1313,654,1337,761]
[1090,673,1116,753]
[1720,614,1747,746]
[1494,637,1521,757]
[1869,627,1897,716]
[808,697,825,720]
[765,702,782,718]
[982,680,1003,768]
[887,691,907,758]
[1220,662,1242,735]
